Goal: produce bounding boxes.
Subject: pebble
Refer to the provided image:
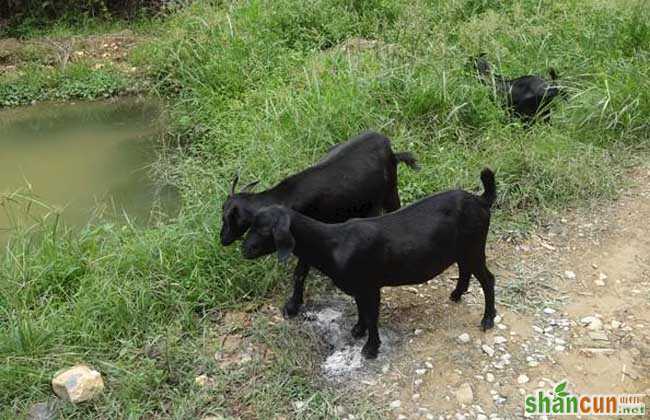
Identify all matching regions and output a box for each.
[564,271,576,279]
[416,369,427,375]
[543,307,556,315]
[382,364,390,374]
[412,393,420,401]
[497,324,507,330]
[482,345,495,357]
[599,273,608,280]
[415,329,423,336]
[517,374,530,384]
[414,379,423,386]
[486,373,495,383]
[555,345,566,352]
[588,331,608,341]
[456,383,474,405]
[27,402,57,420]
[494,315,502,323]
[594,279,606,286]
[425,361,434,369]
[611,320,621,329]
[494,336,507,345]
[458,333,471,344]
[581,316,603,330]
[389,400,401,409]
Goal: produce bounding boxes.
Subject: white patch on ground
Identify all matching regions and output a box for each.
[322,345,364,375]
[301,298,402,380]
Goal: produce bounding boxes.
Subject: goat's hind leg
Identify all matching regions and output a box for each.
[473,263,497,331]
[450,262,471,302]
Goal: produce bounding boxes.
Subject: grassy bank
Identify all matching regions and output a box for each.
[1,0,649,418]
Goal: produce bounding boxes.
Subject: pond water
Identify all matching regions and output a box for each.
[0,98,178,242]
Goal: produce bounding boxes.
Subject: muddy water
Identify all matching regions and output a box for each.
[0,99,178,242]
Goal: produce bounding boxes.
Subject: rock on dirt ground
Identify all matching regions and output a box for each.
[291,167,650,418]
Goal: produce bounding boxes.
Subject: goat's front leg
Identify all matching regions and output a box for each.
[351,295,367,338]
[282,259,310,318]
[360,288,381,359]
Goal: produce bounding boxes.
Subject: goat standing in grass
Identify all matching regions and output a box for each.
[220,131,419,318]
[242,169,498,359]
[472,54,565,124]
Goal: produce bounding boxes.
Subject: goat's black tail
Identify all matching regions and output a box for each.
[394,152,420,171]
[480,168,496,208]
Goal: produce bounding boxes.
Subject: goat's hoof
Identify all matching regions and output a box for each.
[449,290,463,302]
[361,343,379,360]
[481,317,495,331]
[351,323,367,339]
[282,300,300,318]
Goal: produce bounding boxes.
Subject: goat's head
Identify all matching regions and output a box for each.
[241,205,294,264]
[219,173,260,246]
[468,53,492,80]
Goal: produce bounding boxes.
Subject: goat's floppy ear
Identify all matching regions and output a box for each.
[272,212,295,264]
[242,180,260,192]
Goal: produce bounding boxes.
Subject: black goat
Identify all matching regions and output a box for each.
[220,131,419,317]
[242,169,498,359]
[472,54,565,123]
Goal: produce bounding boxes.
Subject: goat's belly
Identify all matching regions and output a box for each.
[379,263,452,287]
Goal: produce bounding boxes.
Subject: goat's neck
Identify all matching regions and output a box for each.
[288,211,340,275]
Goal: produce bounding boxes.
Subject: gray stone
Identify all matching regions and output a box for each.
[27,401,58,420]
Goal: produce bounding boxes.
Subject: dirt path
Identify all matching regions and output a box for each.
[298,167,650,419]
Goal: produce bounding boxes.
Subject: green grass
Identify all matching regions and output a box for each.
[1,0,650,417]
[0,62,141,107]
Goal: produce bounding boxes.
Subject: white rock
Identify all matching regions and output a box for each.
[482,345,495,357]
[425,361,434,369]
[494,315,502,323]
[51,365,104,403]
[456,383,474,405]
[611,320,621,329]
[599,273,608,280]
[458,333,471,343]
[588,331,608,341]
[586,317,603,331]
[594,279,606,287]
[398,415,407,420]
[389,400,402,409]
[415,368,427,375]
[564,271,576,279]
[494,336,507,345]
[194,374,213,388]
[414,329,423,336]
[381,364,390,374]
[517,374,529,384]
[554,345,566,352]
[414,379,423,386]
[293,400,306,411]
[497,324,507,330]
[543,307,556,315]
[412,393,420,401]
[486,373,495,383]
